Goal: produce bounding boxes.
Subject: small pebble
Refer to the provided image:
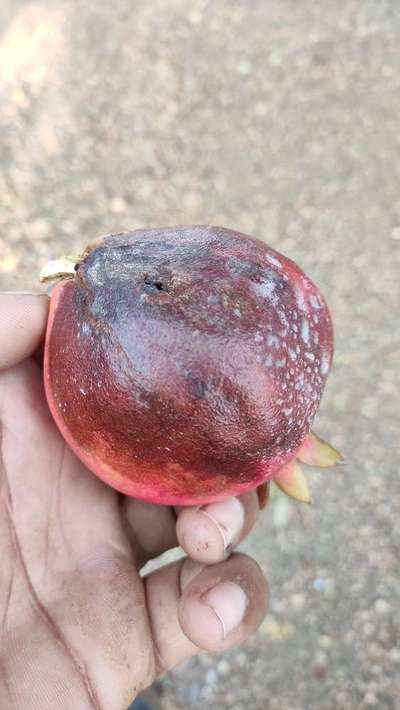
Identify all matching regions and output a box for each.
[313,578,325,592]
[236,652,247,666]
[184,683,201,705]
[217,660,230,676]
[319,634,333,650]
[109,196,127,213]
[315,650,328,665]
[389,647,400,663]
[205,668,218,685]
[363,692,377,706]
[312,664,327,681]
[273,497,293,527]
[374,599,391,615]
[290,593,305,611]
[237,60,252,75]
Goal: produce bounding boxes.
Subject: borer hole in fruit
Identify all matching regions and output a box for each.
[144,275,168,292]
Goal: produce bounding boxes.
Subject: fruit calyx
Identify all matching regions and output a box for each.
[39,254,86,283]
[257,432,344,509]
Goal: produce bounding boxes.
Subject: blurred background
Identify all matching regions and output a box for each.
[0,1,399,708]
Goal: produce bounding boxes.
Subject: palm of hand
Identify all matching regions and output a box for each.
[0,294,268,710]
[1,358,155,708]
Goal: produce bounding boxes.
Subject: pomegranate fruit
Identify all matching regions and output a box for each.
[41,226,342,506]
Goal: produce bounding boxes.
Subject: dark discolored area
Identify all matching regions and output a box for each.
[45,226,332,503]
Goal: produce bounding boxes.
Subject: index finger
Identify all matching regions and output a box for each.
[0,293,49,370]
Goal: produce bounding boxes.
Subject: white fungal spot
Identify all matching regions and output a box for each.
[266,254,282,268]
[296,290,307,311]
[305,352,315,362]
[320,353,330,375]
[276,358,286,367]
[253,280,278,304]
[312,314,319,324]
[310,294,322,309]
[254,332,263,343]
[278,310,289,328]
[288,348,296,361]
[233,306,242,317]
[267,334,280,348]
[264,355,273,367]
[295,372,305,391]
[301,319,310,344]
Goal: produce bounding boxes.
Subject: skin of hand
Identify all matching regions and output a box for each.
[0,293,268,710]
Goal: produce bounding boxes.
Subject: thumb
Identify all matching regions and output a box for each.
[0,293,49,370]
[143,552,268,677]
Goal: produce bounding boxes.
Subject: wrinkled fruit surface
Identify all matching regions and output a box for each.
[44,226,333,505]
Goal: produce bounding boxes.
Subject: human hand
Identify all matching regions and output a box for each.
[0,293,268,710]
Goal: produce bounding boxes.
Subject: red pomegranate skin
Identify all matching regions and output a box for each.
[44,226,333,505]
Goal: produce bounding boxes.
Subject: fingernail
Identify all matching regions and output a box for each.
[202,581,248,639]
[199,497,244,550]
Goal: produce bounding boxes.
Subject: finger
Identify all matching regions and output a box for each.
[122,498,178,566]
[0,293,49,370]
[123,492,259,569]
[176,492,259,565]
[144,552,268,675]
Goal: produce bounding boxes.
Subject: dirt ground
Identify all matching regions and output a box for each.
[1,1,399,708]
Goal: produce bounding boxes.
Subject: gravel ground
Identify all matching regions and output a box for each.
[1,1,399,708]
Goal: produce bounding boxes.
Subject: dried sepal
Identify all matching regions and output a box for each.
[257,482,270,509]
[297,431,344,468]
[274,460,312,504]
[39,254,86,283]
